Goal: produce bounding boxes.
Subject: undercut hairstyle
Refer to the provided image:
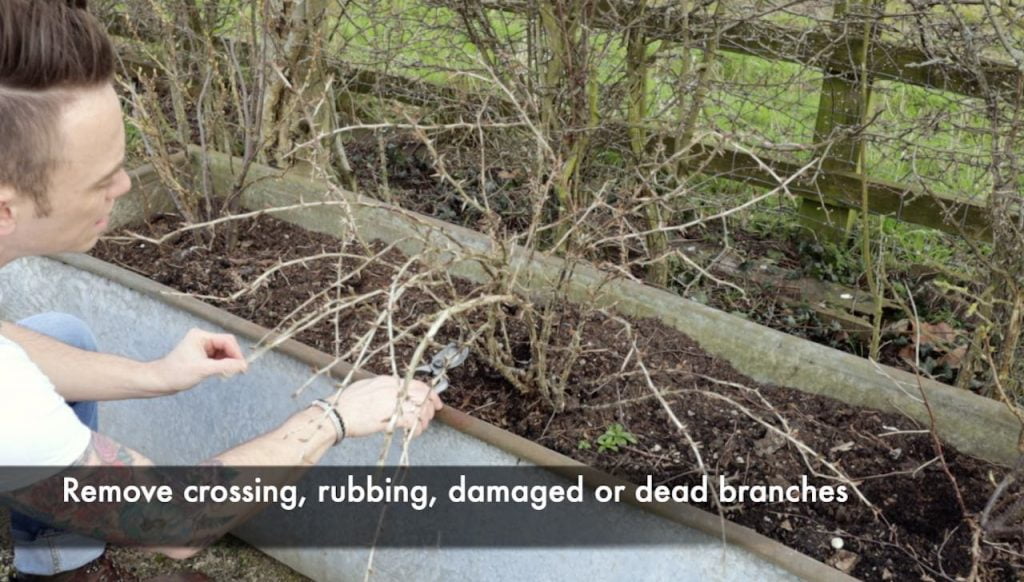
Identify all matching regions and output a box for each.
[0,0,114,216]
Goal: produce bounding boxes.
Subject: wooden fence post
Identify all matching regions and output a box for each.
[799,0,885,243]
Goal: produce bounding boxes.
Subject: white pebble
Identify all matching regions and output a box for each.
[831,537,844,550]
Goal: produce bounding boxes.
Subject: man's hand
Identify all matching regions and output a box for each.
[331,376,444,438]
[148,329,248,395]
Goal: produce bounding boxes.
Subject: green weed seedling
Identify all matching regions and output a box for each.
[596,423,638,453]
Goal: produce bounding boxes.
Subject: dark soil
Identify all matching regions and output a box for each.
[93,214,1024,581]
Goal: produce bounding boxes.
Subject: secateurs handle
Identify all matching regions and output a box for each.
[415,342,469,393]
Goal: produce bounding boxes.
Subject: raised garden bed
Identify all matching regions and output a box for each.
[72,151,1024,580]
[93,211,1024,580]
[345,133,979,388]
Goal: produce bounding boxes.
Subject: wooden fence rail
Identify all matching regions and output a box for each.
[113,0,1018,242]
[472,0,1022,100]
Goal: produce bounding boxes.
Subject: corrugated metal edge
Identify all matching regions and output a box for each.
[55,252,857,582]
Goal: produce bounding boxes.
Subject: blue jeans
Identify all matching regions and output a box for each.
[9,313,105,575]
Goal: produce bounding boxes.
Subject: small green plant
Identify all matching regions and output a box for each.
[796,238,861,285]
[577,439,592,450]
[596,423,638,453]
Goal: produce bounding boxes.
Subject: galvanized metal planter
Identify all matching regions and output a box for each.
[0,254,821,582]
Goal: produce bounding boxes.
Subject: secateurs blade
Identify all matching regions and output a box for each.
[415,342,469,393]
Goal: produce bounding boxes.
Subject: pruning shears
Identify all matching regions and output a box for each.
[415,342,469,393]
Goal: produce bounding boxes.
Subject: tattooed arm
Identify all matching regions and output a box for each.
[0,376,442,558]
[0,323,247,402]
[1,404,334,558]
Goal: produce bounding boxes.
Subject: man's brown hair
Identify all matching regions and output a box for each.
[0,0,114,216]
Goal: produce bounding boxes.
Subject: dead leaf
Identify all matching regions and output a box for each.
[754,431,786,456]
[780,519,794,532]
[898,344,918,367]
[827,549,861,573]
[885,319,911,334]
[938,345,967,369]
[918,321,959,348]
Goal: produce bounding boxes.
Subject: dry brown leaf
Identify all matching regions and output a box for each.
[938,345,967,369]
[753,431,786,456]
[918,321,959,348]
[898,344,918,367]
[827,549,861,573]
[885,319,911,334]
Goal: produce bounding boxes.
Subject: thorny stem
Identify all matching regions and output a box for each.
[901,286,983,580]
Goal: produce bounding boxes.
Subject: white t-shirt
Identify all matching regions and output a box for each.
[0,333,92,492]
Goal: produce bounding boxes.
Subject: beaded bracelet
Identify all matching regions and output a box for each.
[309,399,347,446]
